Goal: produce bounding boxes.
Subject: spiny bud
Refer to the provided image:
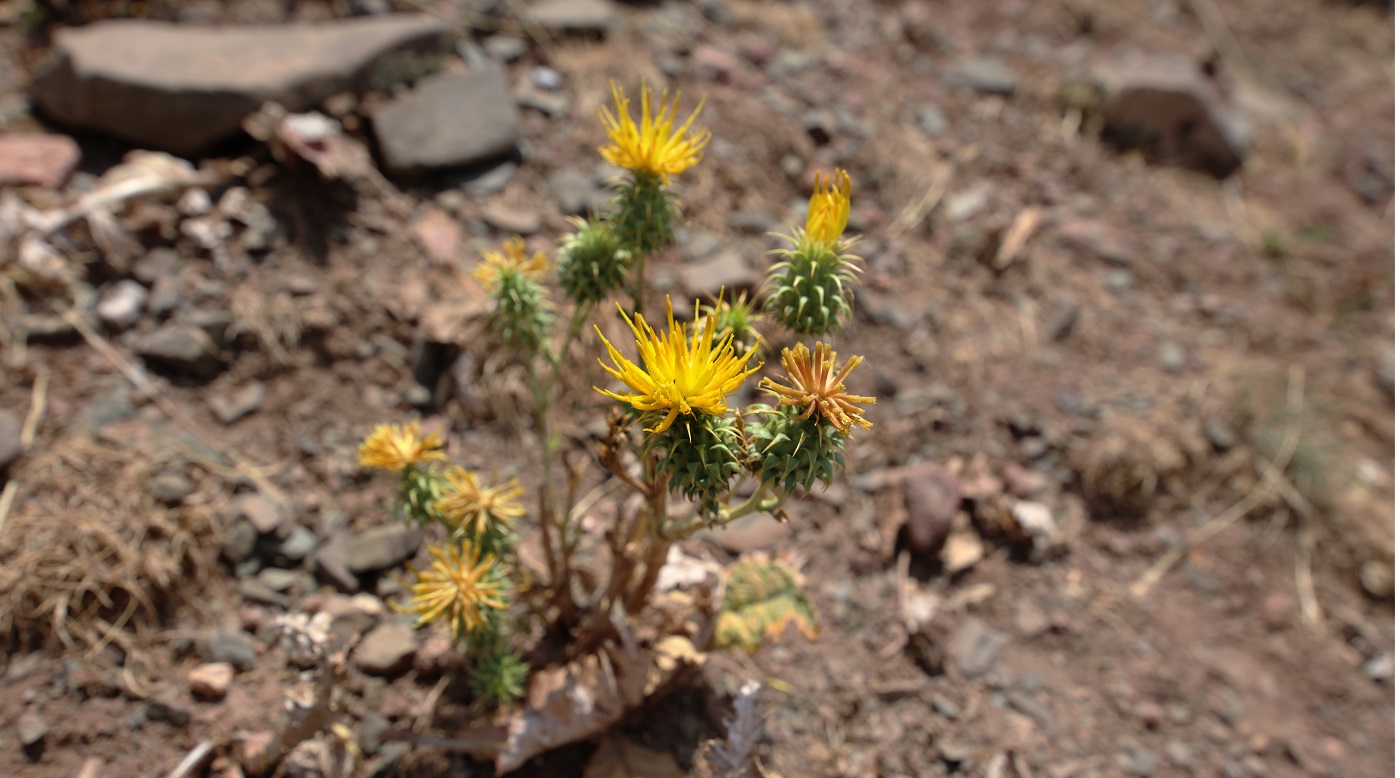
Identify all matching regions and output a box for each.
[558,215,629,305]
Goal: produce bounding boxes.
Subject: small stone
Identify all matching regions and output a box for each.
[483,34,527,63]
[374,68,521,176]
[1261,592,1294,631]
[271,525,317,564]
[1002,464,1047,498]
[133,323,224,378]
[147,696,191,727]
[1104,268,1134,293]
[452,160,518,196]
[917,105,948,137]
[529,0,617,33]
[547,168,604,216]
[679,249,761,300]
[146,275,182,317]
[930,693,962,719]
[188,662,234,701]
[708,514,791,554]
[938,740,973,764]
[354,621,418,676]
[902,463,961,555]
[1164,739,1194,770]
[945,56,1018,95]
[147,471,195,505]
[1159,342,1185,373]
[481,202,542,235]
[1363,652,1393,683]
[941,529,984,574]
[413,208,460,264]
[949,618,1008,678]
[945,183,991,222]
[208,382,265,425]
[221,519,259,564]
[240,731,277,771]
[96,280,148,329]
[17,712,48,747]
[1047,303,1079,342]
[314,533,359,592]
[0,410,21,470]
[0,133,81,188]
[530,65,563,91]
[202,631,258,672]
[412,633,456,676]
[233,493,288,535]
[346,525,421,573]
[1013,599,1051,638]
[1119,745,1158,777]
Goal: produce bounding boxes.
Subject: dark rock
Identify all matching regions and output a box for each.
[948,618,1008,678]
[147,471,195,504]
[902,463,961,555]
[201,631,258,672]
[945,56,1019,95]
[680,249,761,300]
[221,519,259,564]
[1093,53,1249,178]
[238,579,291,608]
[147,696,191,727]
[346,525,421,573]
[133,323,224,378]
[271,525,318,564]
[0,133,80,188]
[33,15,448,154]
[374,68,521,176]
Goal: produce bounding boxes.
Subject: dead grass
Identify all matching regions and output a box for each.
[0,435,215,655]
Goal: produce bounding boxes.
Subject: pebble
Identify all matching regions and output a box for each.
[944,56,1018,95]
[1013,599,1051,638]
[528,0,617,33]
[1118,744,1158,777]
[949,618,1008,678]
[917,105,948,137]
[17,711,48,747]
[482,202,542,235]
[313,533,359,593]
[1159,342,1185,373]
[201,631,258,672]
[547,168,604,216]
[901,463,961,555]
[679,249,761,300]
[147,471,195,504]
[483,34,527,63]
[232,492,289,535]
[1164,739,1194,770]
[96,280,148,329]
[221,519,259,564]
[0,133,81,188]
[373,68,522,176]
[346,525,421,573]
[1104,268,1134,293]
[188,662,234,701]
[0,411,24,470]
[133,323,224,378]
[208,382,265,425]
[270,525,317,564]
[1261,592,1294,631]
[354,621,419,676]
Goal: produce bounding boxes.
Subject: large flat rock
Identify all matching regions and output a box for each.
[33,14,448,155]
[373,67,521,176]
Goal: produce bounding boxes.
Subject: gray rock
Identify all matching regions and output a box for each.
[529,0,618,33]
[481,202,541,235]
[272,525,318,564]
[258,568,315,594]
[133,323,223,378]
[221,519,259,564]
[945,56,1018,95]
[346,525,421,573]
[451,160,519,196]
[1092,54,1249,177]
[34,15,448,154]
[232,492,289,535]
[0,133,80,188]
[0,410,22,470]
[238,578,291,608]
[208,382,266,425]
[374,68,521,176]
[483,34,527,63]
[1118,745,1158,777]
[1164,739,1194,771]
[147,471,195,505]
[202,631,258,672]
[96,280,148,330]
[680,249,761,300]
[1159,342,1185,373]
[354,621,418,676]
[917,105,949,137]
[17,712,48,747]
[314,533,359,592]
[547,168,604,216]
[146,276,182,317]
[949,618,1008,678]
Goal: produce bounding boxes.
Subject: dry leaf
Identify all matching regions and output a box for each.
[992,207,1043,269]
[584,734,686,778]
[940,528,984,575]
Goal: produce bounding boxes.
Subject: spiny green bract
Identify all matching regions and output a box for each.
[703,291,764,356]
[611,171,679,258]
[470,634,527,707]
[713,557,818,652]
[398,463,446,525]
[558,215,629,304]
[746,406,848,494]
[763,240,860,338]
[489,272,554,353]
[646,414,749,517]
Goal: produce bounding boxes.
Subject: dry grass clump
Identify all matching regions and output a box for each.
[0,434,214,653]
[1075,410,1200,521]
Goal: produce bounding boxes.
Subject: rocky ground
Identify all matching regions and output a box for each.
[0,0,1394,777]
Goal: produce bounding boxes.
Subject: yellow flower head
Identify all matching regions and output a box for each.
[400,542,507,636]
[759,342,875,433]
[595,296,762,434]
[358,420,447,471]
[598,81,711,179]
[803,169,852,247]
[473,236,550,292]
[435,467,525,537]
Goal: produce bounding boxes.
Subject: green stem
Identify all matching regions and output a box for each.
[630,251,648,319]
[664,482,785,541]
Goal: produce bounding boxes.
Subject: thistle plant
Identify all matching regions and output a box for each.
[354,82,876,715]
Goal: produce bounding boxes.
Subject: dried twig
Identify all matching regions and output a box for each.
[21,368,46,447]
[1131,365,1305,599]
[166,741,216,778]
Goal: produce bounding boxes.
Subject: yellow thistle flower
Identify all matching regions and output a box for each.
[598,81,711,179]
[759,342,875,433]
[358,420,447,471]
[473,236,550,292]
[435,467,525,536]
[803,169,852,247]
[595,296,762,434]
[401,542,507,635]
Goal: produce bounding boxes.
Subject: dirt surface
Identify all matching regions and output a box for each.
[0,1,1394,777]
